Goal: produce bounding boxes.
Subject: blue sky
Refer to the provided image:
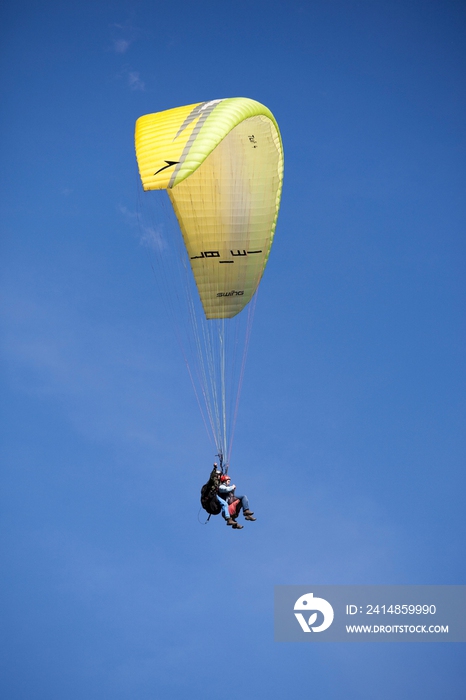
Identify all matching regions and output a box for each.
[1,1,465,697]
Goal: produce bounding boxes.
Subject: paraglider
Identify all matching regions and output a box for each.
[200,463,256,530]
[134,98,283,521]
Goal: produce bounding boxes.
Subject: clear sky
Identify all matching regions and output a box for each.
[1,1,465,698]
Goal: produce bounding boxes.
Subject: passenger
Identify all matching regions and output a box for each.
[217,474,256,529]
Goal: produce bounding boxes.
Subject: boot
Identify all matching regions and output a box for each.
[232,522,243,529]
[244,515,256,521]
[226,518,236,526]
[243,509,254,516]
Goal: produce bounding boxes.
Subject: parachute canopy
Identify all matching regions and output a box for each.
[135,98,284,319]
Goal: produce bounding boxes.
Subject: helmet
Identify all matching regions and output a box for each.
[220,474,231,482]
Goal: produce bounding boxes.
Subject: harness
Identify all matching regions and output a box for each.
[199,451,229,523]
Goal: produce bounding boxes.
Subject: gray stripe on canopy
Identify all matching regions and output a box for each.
[169,100,224,188]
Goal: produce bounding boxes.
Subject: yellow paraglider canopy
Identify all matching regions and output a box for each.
[135,98,284,319]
